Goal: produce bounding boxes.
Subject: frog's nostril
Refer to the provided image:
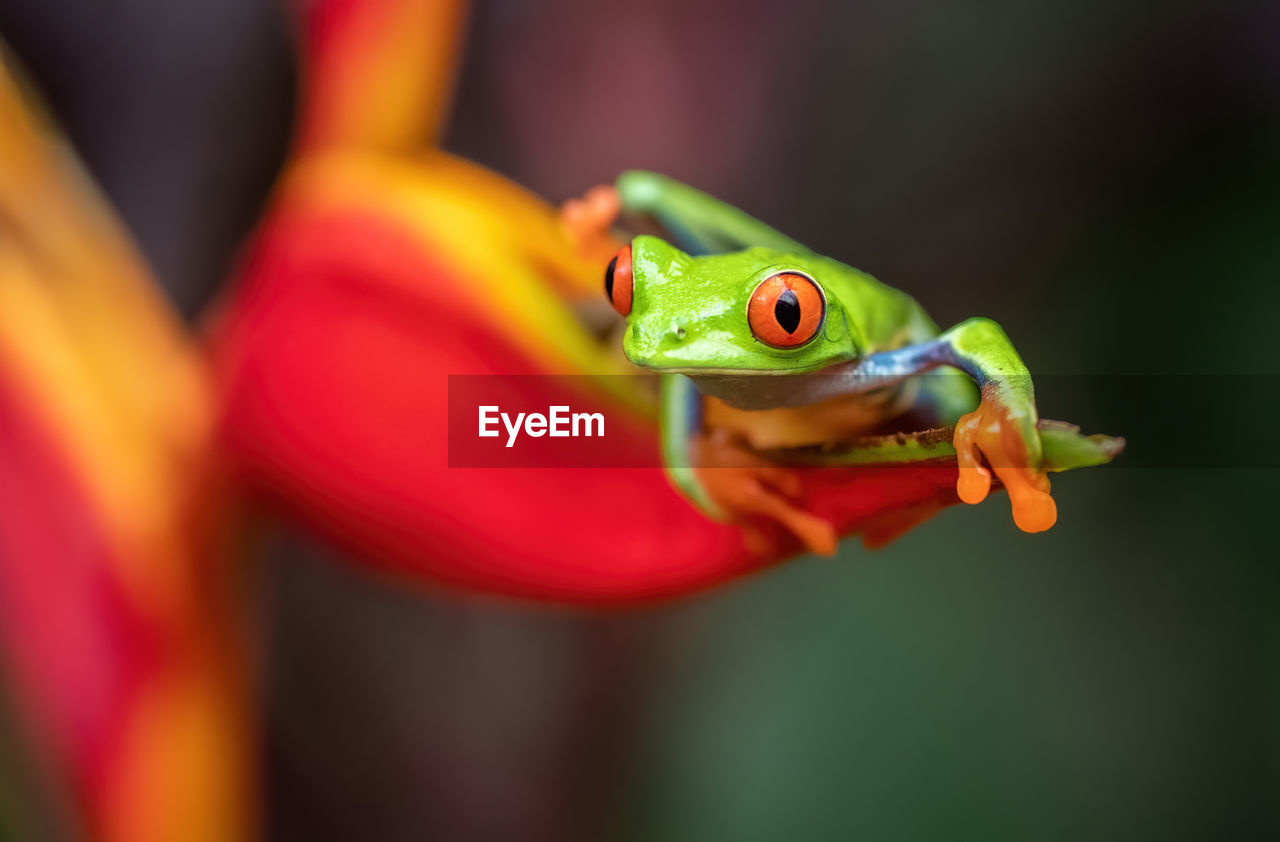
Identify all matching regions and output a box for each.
[674,326,687,340]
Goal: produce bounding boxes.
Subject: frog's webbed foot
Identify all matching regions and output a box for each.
[560,184,622,264]
[692,434,838,556]
[953,390,1057,532]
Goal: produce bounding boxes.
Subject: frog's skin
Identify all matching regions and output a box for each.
[590,171,1058,553]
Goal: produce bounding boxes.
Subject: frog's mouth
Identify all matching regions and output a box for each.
[684,362,873,410]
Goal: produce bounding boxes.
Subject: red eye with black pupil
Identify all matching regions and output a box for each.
[605,245,633,316]
[747,273,824,348]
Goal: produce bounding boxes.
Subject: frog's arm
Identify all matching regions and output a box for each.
[852,317,1056,531]
[616,171,808,256]
[859,318,1035,434]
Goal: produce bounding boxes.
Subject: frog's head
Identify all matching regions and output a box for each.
[607,235,863,374]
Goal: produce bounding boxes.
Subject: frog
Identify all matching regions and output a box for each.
[564,171,1060,556]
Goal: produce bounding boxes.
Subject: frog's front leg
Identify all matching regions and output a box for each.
[862,317,1057,533]
[660,374,837,556]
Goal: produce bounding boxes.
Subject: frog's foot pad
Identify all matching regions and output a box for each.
[953,399,1057,533]
[561,184,622,263]
[695,437,837,556]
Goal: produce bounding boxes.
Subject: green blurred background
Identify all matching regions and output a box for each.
[1,0,1276,839]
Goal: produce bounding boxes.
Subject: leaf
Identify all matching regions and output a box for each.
[779,419,1124,472]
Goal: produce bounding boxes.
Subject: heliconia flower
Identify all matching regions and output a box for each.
[0,53,249,842]
[211,0,1120,605]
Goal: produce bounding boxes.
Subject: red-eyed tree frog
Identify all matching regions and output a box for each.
[569,172,1066,555]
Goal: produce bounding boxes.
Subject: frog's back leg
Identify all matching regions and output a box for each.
[616,171,808,257]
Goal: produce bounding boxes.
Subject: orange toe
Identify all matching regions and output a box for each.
[1007,472,1058,532]
[956,465,992,504]
[560,184,621,262]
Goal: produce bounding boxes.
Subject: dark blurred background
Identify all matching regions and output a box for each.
[1,0,1276,839]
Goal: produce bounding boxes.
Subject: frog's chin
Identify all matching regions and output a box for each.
[648,365,806,376]
[679,363,862,410]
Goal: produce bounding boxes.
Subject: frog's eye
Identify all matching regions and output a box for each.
[748,272,825,348]
[604,244,633,316]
